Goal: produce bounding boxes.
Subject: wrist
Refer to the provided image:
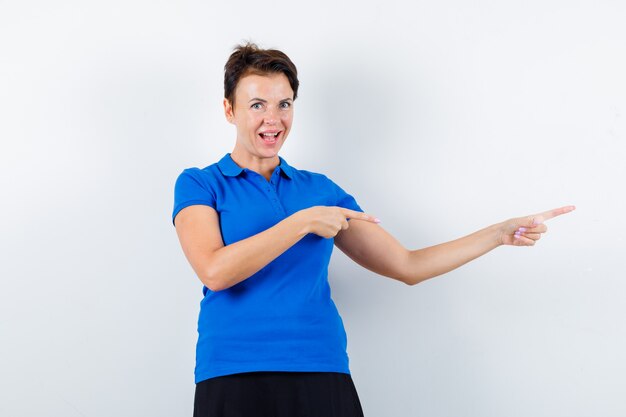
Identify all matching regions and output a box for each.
[290,209,311,237]
[490,221,505,247]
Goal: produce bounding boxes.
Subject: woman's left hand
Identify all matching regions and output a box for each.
[499,205,576,246]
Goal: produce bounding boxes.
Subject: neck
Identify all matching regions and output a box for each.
[230,148,279,181]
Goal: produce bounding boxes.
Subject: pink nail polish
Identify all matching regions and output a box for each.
[519,227,527,232]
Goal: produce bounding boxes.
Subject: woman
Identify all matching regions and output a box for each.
[172,42,574,417]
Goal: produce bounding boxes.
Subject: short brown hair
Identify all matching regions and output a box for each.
[224,42,299,107]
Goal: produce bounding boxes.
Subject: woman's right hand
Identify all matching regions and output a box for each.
[297,206,380,238]
[175,204,379,291]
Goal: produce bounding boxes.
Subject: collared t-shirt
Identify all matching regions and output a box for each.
[172,153,364,383]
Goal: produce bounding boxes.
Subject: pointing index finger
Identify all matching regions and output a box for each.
[534,205,576,224]
[339,208,381,223]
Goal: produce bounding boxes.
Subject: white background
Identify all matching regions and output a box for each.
[1,1,625,416]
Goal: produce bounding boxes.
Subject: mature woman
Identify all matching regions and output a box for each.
[172,42,574,417]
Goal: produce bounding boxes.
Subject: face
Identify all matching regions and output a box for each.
[224,72,294,161]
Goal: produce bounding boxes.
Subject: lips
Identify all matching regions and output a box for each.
[258,130,282,144]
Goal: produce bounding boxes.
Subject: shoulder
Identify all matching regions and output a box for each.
[284,161,351,196]
[173,161,227,206]
[288,165,334,185]
[180,160,221,177]
[175,162,222,186]
[295,170,348,196]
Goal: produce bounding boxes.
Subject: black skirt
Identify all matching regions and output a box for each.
[193,371,365,417]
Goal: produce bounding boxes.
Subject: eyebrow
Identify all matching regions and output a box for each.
[248,98,293,103]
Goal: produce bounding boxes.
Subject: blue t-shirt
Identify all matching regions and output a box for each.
[172,153,364,383]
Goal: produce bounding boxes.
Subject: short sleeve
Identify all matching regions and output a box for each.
[327,177,364,214]
[172,168,217,226]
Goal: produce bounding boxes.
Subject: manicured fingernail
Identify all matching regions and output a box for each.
[514,234,521,239]
[519,227,527,232]
[373,218,381,223]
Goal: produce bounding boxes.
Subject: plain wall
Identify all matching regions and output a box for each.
[1,1,624,416]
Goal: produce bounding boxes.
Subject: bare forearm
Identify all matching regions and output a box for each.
[203,213,308,291]
[404,222,503,285]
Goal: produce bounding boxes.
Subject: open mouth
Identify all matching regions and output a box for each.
[258,131,282,144]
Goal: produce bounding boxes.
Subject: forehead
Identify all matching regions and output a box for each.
[235,73,293,101]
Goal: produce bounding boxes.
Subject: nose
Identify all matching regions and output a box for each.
[264,107,278,125]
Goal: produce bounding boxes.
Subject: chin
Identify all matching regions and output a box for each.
[258,147,282,158]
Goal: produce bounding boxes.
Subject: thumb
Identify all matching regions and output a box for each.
[532,215,544,226]
[520,214,544,227]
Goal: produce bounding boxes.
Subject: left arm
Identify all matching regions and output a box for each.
[334,206,575,286]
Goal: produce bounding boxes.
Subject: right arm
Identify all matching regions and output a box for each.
[174,205,378,292]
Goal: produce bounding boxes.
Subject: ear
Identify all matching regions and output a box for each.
[223,98,235,124]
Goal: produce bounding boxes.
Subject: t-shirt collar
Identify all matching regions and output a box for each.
[217,153,293,179]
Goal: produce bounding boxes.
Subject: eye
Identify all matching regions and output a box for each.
[280,101,292,109]
[251,102,263,110]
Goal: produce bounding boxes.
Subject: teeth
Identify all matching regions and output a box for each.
[262,132,278,137]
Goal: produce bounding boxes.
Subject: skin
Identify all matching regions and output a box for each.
[174,72,575,291]
[224,72,294,181]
